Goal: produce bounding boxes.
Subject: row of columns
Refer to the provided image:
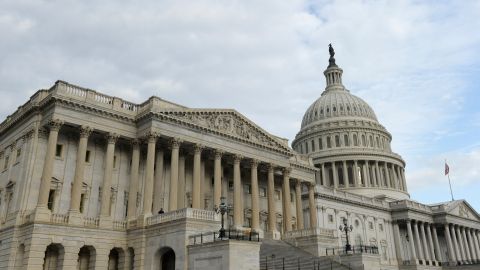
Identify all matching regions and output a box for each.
[35,120,319,233]
[318,160,407,191]
[444,223,480,265]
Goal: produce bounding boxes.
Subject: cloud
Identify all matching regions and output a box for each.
[0,1,479,204]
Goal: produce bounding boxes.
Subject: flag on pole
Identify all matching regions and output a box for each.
[445,162,450,175]
[445,160,454,201]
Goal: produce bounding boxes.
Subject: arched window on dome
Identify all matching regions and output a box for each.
[326,107,330,114]
[335,135,340,147]
[340,105,343,112]
[327,136,332,148]
[305,141,309,153]
[361,135,366,146]
[315,111,318,117]
[347,106,350,111]
[311,140,315,152]
[376,137,380,148]
[369,135,374,147]
[333,106,337,112]
[319,138,323,150]
[353,134,358,146]
[320,109,324,115]
[300,143,303,153]
[344,134,349,147]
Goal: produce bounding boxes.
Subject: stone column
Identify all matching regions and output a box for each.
[142,132,157,216]
[407,220,417,261]
[100,133,118,217]
[461,227,472,263]
[213,150,223,209]
[168,138,181,211]
[413,221,424,261]
[321,163,326,186]
[308,183,317,228]
[69,126,92,219]
[472,229,480,262]
[375,161,381,186]
[391,165,398,189]
[364,162,370,187]
[385,163,391,188]
[400,168,407,192]
[393,222,404,262]
[394,166,402,190]
[432,226,442,262]
[192,144,203,209]
[295,179,304,230]
[426,223,435,262]
[233,155,243,229]
[342,161,349,187]
[153,150,164,213]
[353,160,359,187]
[127,140,140,219]
[250,159,260,232]
[36,120,63,210]
[177,154,186,208]
[444,224,456,263]
[451,225,462,263]
[467,228,477,262]
[282,168,292,232]
[420,222,430,262]
[332,162,339,188]
[267,164,278,236]
[456,226,466,263]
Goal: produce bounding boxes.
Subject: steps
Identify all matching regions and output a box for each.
[260,239,352,270]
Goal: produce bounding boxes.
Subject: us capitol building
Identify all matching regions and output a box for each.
[0,47,479,270]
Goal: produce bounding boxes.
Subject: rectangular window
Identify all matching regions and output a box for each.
[328,214,334,223]
[344,134,349,146]
[275,190,281,200]
[369,221,374,230]
[259,187,266,197]
[311,140,315,151]
[55,144,63,157]
[319,138,323,150]
[47,190,55,210]
[229,181,234,190]
[245,217,251,227]
[85,150,91,163]
[335,135,340,147]
[79,193,85,213]
[305,142,309,153]
[379,224,384,231]
[327,137,332,148]
[3,156,9,170]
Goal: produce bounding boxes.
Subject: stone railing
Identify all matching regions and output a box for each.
[112,220,127,230]
[390,200,432,213]
[83,217,100,228]
[51,213,69,224]
[319,186,390,208]
[146,208,219,226]
[283,227,336,239]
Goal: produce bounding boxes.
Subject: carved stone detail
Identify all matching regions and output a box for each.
[79,126,93,138]
[106,133,119,144]
[48,119,64,131]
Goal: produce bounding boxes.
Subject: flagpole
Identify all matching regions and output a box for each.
[447,173,454,201]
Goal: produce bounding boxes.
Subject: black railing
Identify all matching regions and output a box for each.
[189,229,260,245]
[260,257,356,270]
[325,245,378,256]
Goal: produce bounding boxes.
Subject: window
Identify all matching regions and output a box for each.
[244,184,251,194]
[290,192,294,203]
[55,144,63,157]
[369,136,374,147]
[327,136,331,148]
[344,134,349,146]
[79,193,86,213]
[259,187,266,197]
[305,142,309,153]
[376,137,380,148]
[379,224,384,232]
[275,190,281,200]
[335,135,340,147]
[353,134,358,146]
[369,221,374,230]
[47,190,55,210]
[361,135,366,146]
[85,150,91,163]
[229,181,233,190]
[16,148,21,159]
[319,138,323,150]
[311,140,315,151]
[245,217,251,227]
[355,220,360,227]
[328,214,334,223]
[3,156,8,170]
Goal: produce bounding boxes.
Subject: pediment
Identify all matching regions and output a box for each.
[156,109,292,154]
[446,200,480,222]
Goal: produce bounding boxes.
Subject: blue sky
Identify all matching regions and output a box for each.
[0,1,479,209]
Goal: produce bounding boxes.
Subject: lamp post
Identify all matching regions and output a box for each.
[339,219,353,252]
[218,196,228,238]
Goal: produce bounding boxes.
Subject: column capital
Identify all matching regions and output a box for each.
[169,137,182,149]
[266,163,276,172]
[233,154,243,163]
[106,133,119,144]
[130,138,141,147]
[214,149,224,159]
[282,167,291,175]
[296,178,303,185]
[193,143,204,153]
[143,131,159,143]
[79,125,93,138]
[250,159,259,168]
[48,119,64,131]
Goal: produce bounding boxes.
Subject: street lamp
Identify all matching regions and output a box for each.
[218,196,228,238]
[339,219,353,252]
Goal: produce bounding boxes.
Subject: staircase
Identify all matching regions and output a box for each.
[260,239,352,270]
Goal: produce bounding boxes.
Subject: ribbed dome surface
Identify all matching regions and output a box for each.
[301,89,378,129]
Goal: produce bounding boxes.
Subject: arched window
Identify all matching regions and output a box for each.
[344,134,349,147]
[311,140,315,151]
[335,135,340,147]
[305,142,309,153]
[327,136,332,148]
[376,137,380,148]
[369,135,374,147]
[361,135,366,146]
[353,134,358,146]
[319,138,323,150]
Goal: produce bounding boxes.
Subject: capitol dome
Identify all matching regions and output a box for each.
[292,45,409,200]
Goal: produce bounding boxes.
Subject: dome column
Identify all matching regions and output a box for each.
[363,161,370,187]
[353,160,359,187]
[332,162,339,188]
[374,161,381,187]
[384,163,392,188]
[342,161,349,188]
[321,163,326,187]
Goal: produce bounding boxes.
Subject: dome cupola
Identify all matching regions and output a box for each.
[292,44,409,200]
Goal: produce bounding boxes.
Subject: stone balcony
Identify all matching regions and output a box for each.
[145,208,220,227]
[283,227,336,240]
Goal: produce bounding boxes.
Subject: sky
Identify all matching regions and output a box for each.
[1,1,479,209]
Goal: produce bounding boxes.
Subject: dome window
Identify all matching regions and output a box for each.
[311,140,315,151]
[333,106,337,112]
[361,135,366,146]
[320,109,324,114]
[369,135,374,147]
[335,135,340,147]
[327,136,332,148]
[340,105,343,111]
[326,107,330,113]
[344,134,349,146]
[353,134,358,146]
[347,106,350,111]
[319,138,323,150]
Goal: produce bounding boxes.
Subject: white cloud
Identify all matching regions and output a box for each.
[0,1,479,203]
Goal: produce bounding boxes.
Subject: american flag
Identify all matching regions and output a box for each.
[445,162,450,175]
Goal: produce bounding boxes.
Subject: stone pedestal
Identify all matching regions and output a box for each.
[99,215,112,228]
[264,230,281,240]
[67,210,83,226]
[136,214,152,227]
[32,206,51,223]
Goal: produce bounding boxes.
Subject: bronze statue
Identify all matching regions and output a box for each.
[328,43,336,67]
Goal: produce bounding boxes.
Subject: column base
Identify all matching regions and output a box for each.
[99,216,112,228]
[67,210,83,226]
[264,230,281,240]
[32,206,51,223]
